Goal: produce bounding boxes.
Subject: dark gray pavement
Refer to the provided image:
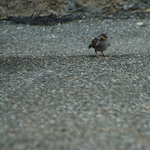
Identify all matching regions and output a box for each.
[1,13,150,150]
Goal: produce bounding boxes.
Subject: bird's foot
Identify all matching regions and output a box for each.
[97,55,109,57]
[102,54,109,57]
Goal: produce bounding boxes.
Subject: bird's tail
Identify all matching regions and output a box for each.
[89,44,92,49]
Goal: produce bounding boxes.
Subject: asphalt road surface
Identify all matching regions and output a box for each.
[1,13,150,150]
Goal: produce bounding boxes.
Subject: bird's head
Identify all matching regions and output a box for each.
[100,33,108,41]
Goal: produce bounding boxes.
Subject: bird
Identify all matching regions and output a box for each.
[89,33,110,57]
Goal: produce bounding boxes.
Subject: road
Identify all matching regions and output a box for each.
[1,13,150,150]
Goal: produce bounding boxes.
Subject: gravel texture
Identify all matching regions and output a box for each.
[1,13,150,150]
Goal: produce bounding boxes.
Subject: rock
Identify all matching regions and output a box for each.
[143,8,150,12]
[136,22,146,26]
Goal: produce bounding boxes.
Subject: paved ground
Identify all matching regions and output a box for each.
[1,13,150,150]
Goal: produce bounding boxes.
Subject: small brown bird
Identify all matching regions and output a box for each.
[89,33,110,57]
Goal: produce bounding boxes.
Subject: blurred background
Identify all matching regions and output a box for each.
[1,0,150,18]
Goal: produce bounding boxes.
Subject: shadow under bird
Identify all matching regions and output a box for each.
[89,33,110,57]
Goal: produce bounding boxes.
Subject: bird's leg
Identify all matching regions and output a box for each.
[101,51,108,57]
[95,50,99,57]
[101,51,105,57]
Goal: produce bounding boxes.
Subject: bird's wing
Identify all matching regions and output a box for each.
[90,37,99,48]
